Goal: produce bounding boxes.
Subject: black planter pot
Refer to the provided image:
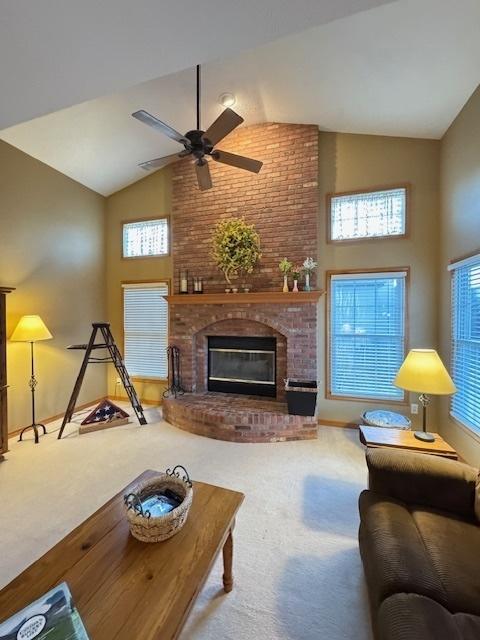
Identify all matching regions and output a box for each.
[285,379,318,416]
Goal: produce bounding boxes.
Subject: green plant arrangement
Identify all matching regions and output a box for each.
[279,258,293,292]
[212,217,261,287]
[279,258,292,275]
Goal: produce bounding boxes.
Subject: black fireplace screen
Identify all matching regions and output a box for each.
[208,336,276,397]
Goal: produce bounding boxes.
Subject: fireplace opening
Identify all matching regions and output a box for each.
[208,336,276,397]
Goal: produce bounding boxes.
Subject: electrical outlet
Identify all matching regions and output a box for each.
[411,403,418,415]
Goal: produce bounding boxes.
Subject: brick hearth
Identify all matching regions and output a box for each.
[164,294,321,442]
[163,393,318,443]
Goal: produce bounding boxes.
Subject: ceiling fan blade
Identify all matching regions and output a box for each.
[195,161,212,191]
[132,110,188,145]
[202,108,243,146]
[138,153,185,171]
[212,150,263,174]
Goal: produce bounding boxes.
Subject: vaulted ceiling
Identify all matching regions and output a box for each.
[1,0,479,195]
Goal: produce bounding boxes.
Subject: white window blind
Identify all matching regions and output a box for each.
[329,272,406,400]
[123,282,169,378]
[330,187,406,241]
[123,218,169,258]
[449,254,480,433]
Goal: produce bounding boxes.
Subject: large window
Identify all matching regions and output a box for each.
[328,186,407,242]
[122,218,169,258]
[449,253,480,433]
[328,270,407,401]
[123,282,169,379]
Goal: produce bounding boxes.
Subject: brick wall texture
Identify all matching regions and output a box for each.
[171,122,319,293]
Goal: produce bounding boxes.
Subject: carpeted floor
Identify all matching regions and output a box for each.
[0,405,372,640]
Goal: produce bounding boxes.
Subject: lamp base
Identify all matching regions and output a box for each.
[18,423,47,445]
[414,430,435,443]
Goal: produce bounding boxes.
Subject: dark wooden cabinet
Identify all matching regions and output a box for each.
[0,287,14,456]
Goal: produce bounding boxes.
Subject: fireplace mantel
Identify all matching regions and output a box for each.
[165,291,323,305]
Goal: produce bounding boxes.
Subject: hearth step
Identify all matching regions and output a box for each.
[163,393,318,443]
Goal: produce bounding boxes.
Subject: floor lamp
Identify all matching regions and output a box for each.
[393,349,457,443]
[11,315,53,444]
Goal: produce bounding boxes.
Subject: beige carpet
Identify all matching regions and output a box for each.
[0,405,372,640]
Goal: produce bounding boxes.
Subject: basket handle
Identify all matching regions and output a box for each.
[166,465,192,487]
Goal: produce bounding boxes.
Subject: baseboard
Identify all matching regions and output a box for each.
[8,397,107,440]
[317,418,358,429]
[109,395,163,407]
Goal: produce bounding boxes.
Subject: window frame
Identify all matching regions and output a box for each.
[448,249,480,436]
[121,216,171,260]
[121,279,170,383]
[326,184,410,244]
[325,267,410,404]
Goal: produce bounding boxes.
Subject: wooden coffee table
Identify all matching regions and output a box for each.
[0,470,244,639]
[359,425,458,460]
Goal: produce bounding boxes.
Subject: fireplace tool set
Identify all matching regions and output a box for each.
[164,346,185,398]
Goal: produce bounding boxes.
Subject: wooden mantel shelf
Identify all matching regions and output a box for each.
[165,291,324,305]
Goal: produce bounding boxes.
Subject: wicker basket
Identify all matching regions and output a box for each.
[124,466,193,543]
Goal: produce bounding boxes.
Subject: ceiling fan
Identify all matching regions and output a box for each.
[132,65,263,191]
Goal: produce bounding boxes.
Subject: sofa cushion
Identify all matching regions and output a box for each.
[412,508,480,616]
[378,593,480,640]
[358,491,448,608]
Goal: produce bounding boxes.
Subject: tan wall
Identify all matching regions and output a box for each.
[0,140,106,434]
[439,86,480,465]
[105,167,173,403]
[317,132,441,428]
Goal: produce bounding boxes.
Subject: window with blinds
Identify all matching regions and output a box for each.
[122,218,169,258]
[123,282,169,378]
[329,271,407,401]
[329,187,407,242]
[449,254,480,433]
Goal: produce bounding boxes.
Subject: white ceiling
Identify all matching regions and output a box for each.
[0,0,392,130]
[1,0,479,196]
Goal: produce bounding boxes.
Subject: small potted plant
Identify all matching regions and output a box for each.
[212,217,261,292]
[302,257,317,292]
[291,266,301,292]
[279,258,292,292]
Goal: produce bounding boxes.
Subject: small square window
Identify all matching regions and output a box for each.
[122,218,169,258]
[328,186,407,242]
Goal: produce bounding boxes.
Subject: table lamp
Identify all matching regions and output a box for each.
[393,349,456,443]
[11,315,53,444]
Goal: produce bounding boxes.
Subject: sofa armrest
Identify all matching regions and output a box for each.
[366,447,477,520]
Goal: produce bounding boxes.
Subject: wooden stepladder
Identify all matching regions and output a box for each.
[58,323,146,439]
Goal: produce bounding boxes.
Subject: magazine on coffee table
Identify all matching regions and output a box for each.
[0,582,89,639]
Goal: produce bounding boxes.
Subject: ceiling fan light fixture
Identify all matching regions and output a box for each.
[219,92,236,108]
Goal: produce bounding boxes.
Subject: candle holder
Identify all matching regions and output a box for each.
[179,270,189,294]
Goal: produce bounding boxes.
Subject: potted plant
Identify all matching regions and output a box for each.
[302,257,317,292]
[279,258,292,292]
[212,217,261,291]
[291,266,301,292]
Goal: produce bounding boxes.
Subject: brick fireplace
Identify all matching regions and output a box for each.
[163,122,321,442]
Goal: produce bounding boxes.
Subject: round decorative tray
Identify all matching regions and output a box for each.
[362,410,411,430]
[124,465,193,543]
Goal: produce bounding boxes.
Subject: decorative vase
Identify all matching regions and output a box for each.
[304,272,311,292]
[231,287,238,294]
[293,279,299,293]
[283,275,289,293]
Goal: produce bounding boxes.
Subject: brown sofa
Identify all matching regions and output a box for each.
[359,447,480,640]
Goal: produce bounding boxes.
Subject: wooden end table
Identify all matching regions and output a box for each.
[359,425,458,460]
[0,471,244,639]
